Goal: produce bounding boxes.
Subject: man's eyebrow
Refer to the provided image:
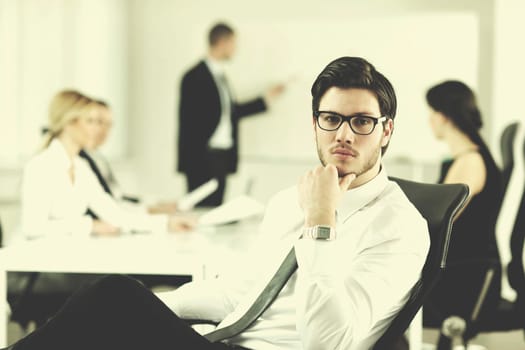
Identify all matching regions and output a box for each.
[321,111,378,117]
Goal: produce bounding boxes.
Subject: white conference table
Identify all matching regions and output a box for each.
[0,217,423,349]
[0,219,261,346]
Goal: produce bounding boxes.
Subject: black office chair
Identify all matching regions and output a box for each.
[453,124,525,346]
[372,178,469,349]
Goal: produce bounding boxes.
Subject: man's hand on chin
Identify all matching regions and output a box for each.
[298,164,356,227]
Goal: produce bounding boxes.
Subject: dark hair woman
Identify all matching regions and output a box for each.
[423,80,503,342]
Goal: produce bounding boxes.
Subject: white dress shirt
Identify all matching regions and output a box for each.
[157,168,429,349]
[206,58,233,150]
[19,139,167,240]
[84,149,123,199]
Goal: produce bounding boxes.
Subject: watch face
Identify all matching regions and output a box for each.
[317,226,332,240]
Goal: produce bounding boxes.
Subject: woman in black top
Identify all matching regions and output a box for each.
[423,81,503,332]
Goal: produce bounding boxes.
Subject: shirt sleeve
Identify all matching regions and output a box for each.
[293,216,428,349]
[156,279,238,322]
[20,161,93,239]
[82,163,168,232]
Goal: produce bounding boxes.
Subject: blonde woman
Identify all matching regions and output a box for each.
[20,89,194,239]
[9,90,194,328]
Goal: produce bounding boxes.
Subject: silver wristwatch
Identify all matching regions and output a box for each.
[302,225,336,240]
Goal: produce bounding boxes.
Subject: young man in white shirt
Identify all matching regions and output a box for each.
[3,57,429,350]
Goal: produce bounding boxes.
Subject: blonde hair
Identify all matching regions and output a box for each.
[42,89,96,149]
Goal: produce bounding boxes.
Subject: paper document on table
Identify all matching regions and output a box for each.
[198,195,265,226]
[177,178,219,211]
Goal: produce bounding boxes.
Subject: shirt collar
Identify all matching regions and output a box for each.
[205,57,225,77]
[48,138,84,170]
[337,167,389,223]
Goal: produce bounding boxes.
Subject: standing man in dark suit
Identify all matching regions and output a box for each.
[177,22,284,207]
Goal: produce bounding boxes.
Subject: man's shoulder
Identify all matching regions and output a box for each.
[24,147,54,172]
[379,180,430,245]
[380,180,426,223]
[183,60,209,78]
[181,60,213,90]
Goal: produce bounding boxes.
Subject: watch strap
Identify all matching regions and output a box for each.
[302,225,336,240]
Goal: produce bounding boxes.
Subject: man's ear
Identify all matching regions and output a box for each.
[381,119,394,147]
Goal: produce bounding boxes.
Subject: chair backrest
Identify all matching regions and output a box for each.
[373,177,469,349]
[507,133,525,297]
[500,122,520,194]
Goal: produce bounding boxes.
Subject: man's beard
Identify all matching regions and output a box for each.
[316,139,382,178]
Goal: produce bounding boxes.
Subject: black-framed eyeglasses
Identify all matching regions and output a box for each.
[314,111,389,135]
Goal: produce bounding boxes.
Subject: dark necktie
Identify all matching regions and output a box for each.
[79,150,112,196]
[204,247,298,342]
[79,150,112,219]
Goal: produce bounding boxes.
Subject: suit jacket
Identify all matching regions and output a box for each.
[177,60,267,175]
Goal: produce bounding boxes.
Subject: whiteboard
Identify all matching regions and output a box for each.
[222,13,479,163]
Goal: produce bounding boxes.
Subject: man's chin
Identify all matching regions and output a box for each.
[336,167,357,178]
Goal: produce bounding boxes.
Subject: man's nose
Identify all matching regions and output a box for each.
[336,121,356,143]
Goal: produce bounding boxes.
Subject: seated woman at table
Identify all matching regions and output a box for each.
[8,89,195,328]
[19,89,195,240]
[422,81,503,340]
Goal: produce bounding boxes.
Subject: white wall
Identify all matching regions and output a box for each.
[491,0,525,162]
[0,0,128,164]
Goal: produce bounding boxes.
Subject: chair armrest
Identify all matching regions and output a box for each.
[183,318,219,326]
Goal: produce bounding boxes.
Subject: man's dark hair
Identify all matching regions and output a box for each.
[208,23,234,47]
[311,57,397,154]
[95,99,109,108]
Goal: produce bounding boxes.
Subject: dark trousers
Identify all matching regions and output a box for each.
[10,275,249,350]
[185,149,232,207]
[8,272,191,329]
